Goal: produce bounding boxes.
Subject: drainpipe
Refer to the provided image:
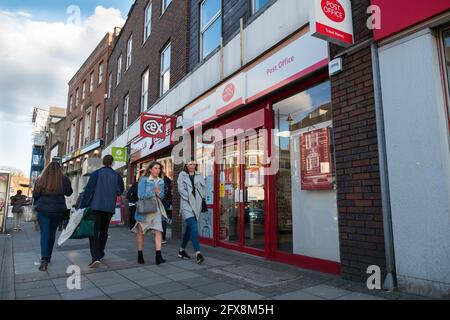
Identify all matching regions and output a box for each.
[370,42,397,291]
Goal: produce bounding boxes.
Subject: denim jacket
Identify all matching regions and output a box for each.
[135,176,165,223]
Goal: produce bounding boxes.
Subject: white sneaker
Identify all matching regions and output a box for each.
[162,240,168,244]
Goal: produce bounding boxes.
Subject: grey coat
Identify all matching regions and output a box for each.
[177,171,206,221]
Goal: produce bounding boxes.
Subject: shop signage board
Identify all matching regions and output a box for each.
[300,127,333,190]
[310,0,354,47]
[140,114,167,139]
[112,147,127,162]
[131,120,173,163]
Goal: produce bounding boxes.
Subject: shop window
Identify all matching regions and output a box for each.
[272,81,340,262]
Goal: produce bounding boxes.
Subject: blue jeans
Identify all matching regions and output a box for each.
[37,213,62,261]
[181,217,200,252]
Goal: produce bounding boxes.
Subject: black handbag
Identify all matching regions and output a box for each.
[201,199,208,213]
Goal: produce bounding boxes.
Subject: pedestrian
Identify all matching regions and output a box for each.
[80,155,125,268]
[177,158,206,264]
[10,190,28,231]
[160,167,173,244]
[32,161,73,271]
[126,182,138,230]
[132,161,167,265]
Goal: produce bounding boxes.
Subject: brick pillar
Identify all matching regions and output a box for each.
[330,0,387,282]
[171,162,184,240]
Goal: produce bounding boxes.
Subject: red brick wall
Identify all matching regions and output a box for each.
[330,0,386,281]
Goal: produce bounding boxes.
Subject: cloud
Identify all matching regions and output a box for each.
[0,6,126,173]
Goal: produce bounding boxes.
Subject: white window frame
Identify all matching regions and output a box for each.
[126,35,133,70]
[144,2,152,42]
[66,128,70,154]
[98,63,104,85]
[251,0,269,14]
[69,95,73,112]
[82,81,86,100]
[78,118,84,149]
[116,54,122,86]
[141,69,149,112]
[123,94,129,130]
[95,105,100,141]
[105,118,110,144]
[85,108,92,145]
[200,0,222,61]
[160,43,171,96]
[108,73,113,98]
[113,107,119,139]
[75,89,80,107]
[70,119,77,152]
[161,0,172,15]
[90,72,94,93]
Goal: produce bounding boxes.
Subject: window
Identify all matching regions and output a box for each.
[108,73,113,98]
[82,81,86,100]
[75,89,80,107]
[98,63,104,85]
[89,73,94,93]
[78,118,84,148]
[69,95,73,112]
[123,94,129,130]
[95,105,100,140]
[160,43,171,96]
[66,128,70,154]
[85,108,91,145]
[70,120,76,152]
[113,107,119,138]
[141,69,149,112]
[105,118,110,145]
[144,2,152,42]
[200,0,222,60]
[440,28,450,126]
[161,0,172,14]
[252,0,269,14]
[117,55,122,85]
[126,35,133,70]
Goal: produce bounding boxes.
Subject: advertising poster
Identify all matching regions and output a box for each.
[300,127,333,190]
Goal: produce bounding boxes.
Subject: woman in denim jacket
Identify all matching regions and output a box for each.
[132,161,167,265]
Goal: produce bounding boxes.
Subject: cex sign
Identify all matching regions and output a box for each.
[140,113,166,139]
[310,0,354,47]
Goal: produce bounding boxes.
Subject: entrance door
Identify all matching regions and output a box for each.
[217,132,266,254]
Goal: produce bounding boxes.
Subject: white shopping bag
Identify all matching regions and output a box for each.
[57,208,85,246]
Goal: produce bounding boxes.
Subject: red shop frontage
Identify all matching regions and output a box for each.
[182,27,341,275]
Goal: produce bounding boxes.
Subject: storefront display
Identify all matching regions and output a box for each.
[0,171,11,233]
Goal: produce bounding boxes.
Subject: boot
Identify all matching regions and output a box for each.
[155,250,166,265]
[38,260,48,272]
[138,251,145,264]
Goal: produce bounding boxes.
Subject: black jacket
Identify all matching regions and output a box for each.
[126,182,139,204]
[33,176,73,217]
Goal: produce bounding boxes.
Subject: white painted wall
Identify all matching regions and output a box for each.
[379,29,450,298]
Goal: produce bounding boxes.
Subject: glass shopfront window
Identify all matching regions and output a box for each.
[273,81,340,263]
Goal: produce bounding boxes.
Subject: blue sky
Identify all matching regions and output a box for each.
[0,1,134,176]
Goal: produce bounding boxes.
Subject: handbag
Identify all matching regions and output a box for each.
[70,208,95,239]
[201,199,208,213]
[136,197,157,215]
[23,205,37,222]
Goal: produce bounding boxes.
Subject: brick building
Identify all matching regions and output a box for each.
[62,31,119,209]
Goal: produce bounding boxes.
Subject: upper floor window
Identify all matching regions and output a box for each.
[108,72,113,98]
[144,2,152,42]
[161,0,172,14]
[160,43,171,96]
[66,128,70,154]
[98,63,104,85]
[117,54,123,85]
[69,95,73,112]
[95,105,101,140]
[126,35,133,70]
[82,81,86,100]
[141,69,149,112]
[75,89,80,107]
[114,106,119,138]
[90,72,94,93]
[200,0,222,60]
[105,117,110,145]
[85,108,92,145]
[78,118,84,149]
[252,0,269,14]
[123,94,129,130]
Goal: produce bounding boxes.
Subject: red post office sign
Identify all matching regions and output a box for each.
[310,0,354,47]
[140,113,167,139]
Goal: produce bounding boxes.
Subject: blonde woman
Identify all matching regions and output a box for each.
[132,161,167,265]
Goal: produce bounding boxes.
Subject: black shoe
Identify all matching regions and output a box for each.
[196,253,205,264]
[38,260,48,272]
[138,251,145,264]
[178,250,191,260]
[155,251,166,265]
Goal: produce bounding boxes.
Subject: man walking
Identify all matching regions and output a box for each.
[80,155,124,268]
[10,190,28,231]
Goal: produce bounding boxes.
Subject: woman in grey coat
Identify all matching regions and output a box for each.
[177,159,206,264]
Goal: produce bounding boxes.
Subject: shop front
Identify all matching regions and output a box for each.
[182,27,340,274]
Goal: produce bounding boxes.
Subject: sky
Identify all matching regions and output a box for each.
[0,0,134,175]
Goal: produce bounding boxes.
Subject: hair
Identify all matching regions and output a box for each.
[144,161,162,178]
[16,190,22,195]
[103,155,114,167]
[34,162,63,194]
[183,157,198,173]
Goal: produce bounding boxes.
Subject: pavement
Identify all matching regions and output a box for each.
[0,218,430,300]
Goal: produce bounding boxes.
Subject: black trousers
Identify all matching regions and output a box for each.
[129,206,136,230]
[89,211,113,261]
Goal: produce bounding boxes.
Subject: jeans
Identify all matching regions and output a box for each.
[13,212,22,229]
[37,213,62,261]
[181,217,200,252]
[89,211,113,261]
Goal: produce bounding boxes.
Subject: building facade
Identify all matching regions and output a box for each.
[30,107,50,188]
[44,107,66,166]
[62,31,118,209]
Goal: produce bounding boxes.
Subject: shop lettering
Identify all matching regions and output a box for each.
[321,0,345,23]
[266,56,295,76]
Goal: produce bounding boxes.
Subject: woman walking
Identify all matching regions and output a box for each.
[33,161,73,271]
[132,161,167,265]
[177,159,206,264]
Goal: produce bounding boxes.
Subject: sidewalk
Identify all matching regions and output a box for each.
[0,218,429,300]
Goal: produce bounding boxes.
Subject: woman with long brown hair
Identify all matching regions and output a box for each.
[33,161,73,271]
